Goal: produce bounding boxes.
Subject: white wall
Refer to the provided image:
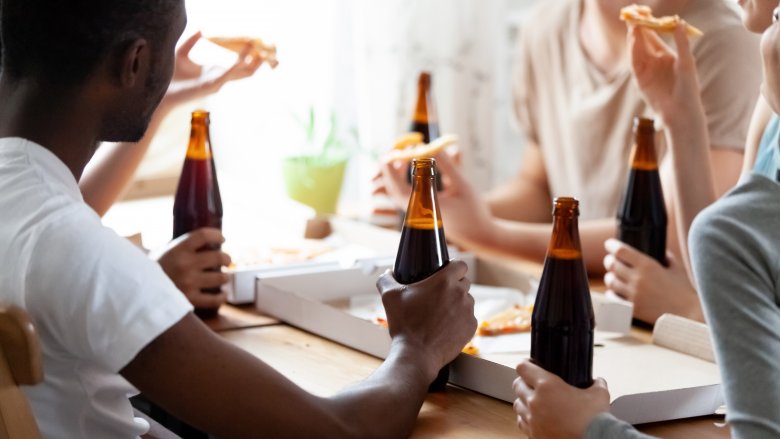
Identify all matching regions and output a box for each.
[133,0,539,214]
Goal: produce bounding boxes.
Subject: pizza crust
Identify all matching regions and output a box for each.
[385,134,458,162]
[207,36,280,68]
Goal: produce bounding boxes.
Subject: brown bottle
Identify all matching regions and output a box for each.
[173,110,224,319]
[617,117,667,265]
[406,72,443,191]
[393,158,450,392]
[531,197,594,389]
[409,72,440,144]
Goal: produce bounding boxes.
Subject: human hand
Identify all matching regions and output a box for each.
[628,23,704,126]
[159,31,266,113]
[376,260,476,381]
[603,238,702,324]
[372,146,462,209]
[152,228,232,310]
[514,360,610,439]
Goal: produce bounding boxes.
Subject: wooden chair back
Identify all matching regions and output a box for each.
[0,305,43,438]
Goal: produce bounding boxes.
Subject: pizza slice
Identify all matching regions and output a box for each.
[477,304,534,336]
[385,133,458,162]
[207,36,280,68]
[620,4,703,38]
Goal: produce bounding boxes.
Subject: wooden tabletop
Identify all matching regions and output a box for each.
[221,323,730,438]
[203,303,278,332]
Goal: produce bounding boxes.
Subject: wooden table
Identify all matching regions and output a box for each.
[103,194,729,438]
[216,306,730,438]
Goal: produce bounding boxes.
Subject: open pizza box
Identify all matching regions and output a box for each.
[252,251,721,425]
[225,218,405,304]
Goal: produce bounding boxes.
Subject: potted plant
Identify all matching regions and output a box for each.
[282,108,355,218]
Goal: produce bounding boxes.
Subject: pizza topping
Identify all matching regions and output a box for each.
[477,304,534,336]
[462,341,479,355]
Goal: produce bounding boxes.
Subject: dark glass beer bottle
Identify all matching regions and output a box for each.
[394,158,450,392]
[173,110,224,319]
[617,117,668,265]
[406,72,443,191]
[409,71,440,144]
[531,197,594,389]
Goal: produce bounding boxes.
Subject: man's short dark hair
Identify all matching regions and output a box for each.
[0,0,179,85]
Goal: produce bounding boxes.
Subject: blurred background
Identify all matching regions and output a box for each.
[114,0,539,219]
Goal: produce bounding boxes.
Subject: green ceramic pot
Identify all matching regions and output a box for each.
[282,156,347,215]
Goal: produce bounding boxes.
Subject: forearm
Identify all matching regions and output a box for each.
[742,96,773,175]
[485,180,551,223]
[663,110,715,273]
[125,316,435,439]
[449,217,613,275]
[585,413,657,439]
[326,339,435,439]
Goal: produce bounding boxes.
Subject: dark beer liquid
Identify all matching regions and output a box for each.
[531,255,594,389]
[173,158,223,238]
[173,112,224,319]
[394,158,450,392]
[618,168,667,264]
[394,225,449,284]
[409,120,440,145]
[394,224,450,391]
[617,118,667,266]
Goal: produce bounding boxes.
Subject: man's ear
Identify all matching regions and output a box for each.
[117,39,149,88]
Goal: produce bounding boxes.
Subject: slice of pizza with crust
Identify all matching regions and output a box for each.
[207,36,279,68]
[477,304,534,336]
[620,4,703,38]
[385,133,458,162]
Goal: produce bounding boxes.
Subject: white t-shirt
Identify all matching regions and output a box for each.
[0,138,192,438]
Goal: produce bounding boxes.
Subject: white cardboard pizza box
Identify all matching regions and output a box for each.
[225,218,404,304]
[251,258,718,425]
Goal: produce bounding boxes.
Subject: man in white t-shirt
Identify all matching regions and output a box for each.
[0,1,477,437]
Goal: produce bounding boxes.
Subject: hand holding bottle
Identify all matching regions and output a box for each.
[603,239,703,324]
[628,23,704,128]
[376,260,476,382]
[152,228,232,310]
[514,360,610,439]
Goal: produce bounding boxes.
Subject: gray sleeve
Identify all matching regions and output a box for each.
[583,413,656,439]
[690,195,780,438]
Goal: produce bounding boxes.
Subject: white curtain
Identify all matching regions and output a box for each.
[134,0,536,214]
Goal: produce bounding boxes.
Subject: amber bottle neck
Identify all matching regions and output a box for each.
[413,73,437,123]
[547,212,583,259]
[630,124,659,171]
[186,116,212,160]
[404,163,443,230]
